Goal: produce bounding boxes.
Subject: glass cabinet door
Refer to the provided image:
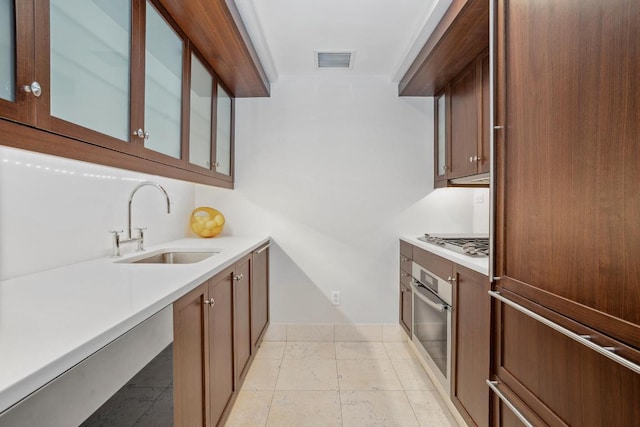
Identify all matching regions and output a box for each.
[49,0,131,141]
[0,0,34,124]
[0,0,16,103]
[214,84,232,177]
[143,1,183,159]
[435,92,448,182]
[189,53,212,170]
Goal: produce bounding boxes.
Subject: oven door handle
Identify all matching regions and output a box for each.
[412,280,450,312]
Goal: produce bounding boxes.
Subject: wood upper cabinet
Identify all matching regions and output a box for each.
[233,254,252,385]
[495,0,640,350]
[0,1,35,125]
[434,88,450,188]
[450,63,479,180]
[451,265,490,427]
[490,292,640,426]
[434,50,490,186]
[0,0,244,188]
[251,243,270,351]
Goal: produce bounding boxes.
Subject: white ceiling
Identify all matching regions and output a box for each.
[235,0,452,82]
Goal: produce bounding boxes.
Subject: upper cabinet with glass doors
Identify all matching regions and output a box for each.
[0,1,35,124]
[214,84,233,180]
[0,0,237,187]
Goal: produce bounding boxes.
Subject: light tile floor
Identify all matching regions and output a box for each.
[224,341,457,427]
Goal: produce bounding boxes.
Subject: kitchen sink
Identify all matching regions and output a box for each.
[117,250,219,264]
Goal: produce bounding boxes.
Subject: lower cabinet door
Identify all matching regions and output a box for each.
[492,290,640,426]
[208,269,235,426]
[234,255,252,385]
[173,282,208,427]
[251,244,270,351]
[399,277,412,336]
[452,266,490,427]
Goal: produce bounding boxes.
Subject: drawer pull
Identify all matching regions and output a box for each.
[400,256,410,262]
[255,244,270,255]
[489,291,640,375]
[486,380,533,427]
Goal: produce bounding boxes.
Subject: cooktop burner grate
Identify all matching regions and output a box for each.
[417,234,489,257]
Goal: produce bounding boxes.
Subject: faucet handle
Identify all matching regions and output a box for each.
[134,227,147,237]
[134,227,147,252]
[109,230,124,257]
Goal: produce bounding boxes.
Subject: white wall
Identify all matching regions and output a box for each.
[195,74,485,324]
[0,146,195,280]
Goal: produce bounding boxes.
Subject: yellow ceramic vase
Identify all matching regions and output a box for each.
[190,207,225,238]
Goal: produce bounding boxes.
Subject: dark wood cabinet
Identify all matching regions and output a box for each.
[0,0,261,187]
[399,240,414,336]
[399,278,412,336]
[494,0,640,352]
[452,265,490,427]
[450,64,478,180]
[434,88,450,188]
[433,50,490,187]
[251,244,270,352]
[0,1,35,125]
[207,267,235,426]
[489,291,640,426]
[173,269,236,427]
[233,254,252,385]
[173,283,208,427]
[173,246,270,427]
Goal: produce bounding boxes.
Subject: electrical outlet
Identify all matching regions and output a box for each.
[331,291,340,306]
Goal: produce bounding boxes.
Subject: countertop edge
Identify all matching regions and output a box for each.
[400,235,489,276]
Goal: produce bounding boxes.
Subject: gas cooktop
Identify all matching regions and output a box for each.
[417,234,489,257]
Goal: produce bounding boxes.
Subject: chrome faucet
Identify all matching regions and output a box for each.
[110,181,171,256]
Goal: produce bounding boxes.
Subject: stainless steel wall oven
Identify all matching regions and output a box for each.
[411,261,452,394]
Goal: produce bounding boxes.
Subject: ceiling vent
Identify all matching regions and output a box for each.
[315,51,355,69]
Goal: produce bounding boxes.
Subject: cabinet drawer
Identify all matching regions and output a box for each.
[492,291,640,426]
[413,246,453,280]
[400,240,413,259]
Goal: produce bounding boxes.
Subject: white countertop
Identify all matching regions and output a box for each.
[0,236,270,414]
[400,235,489,276]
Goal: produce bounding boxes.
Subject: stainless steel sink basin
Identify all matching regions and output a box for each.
[117,250,219,264]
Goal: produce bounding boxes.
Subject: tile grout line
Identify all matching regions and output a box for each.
[261,345,284,427]
[335,342,345,427]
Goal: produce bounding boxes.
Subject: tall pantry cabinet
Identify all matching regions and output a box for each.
[491,0,640,424]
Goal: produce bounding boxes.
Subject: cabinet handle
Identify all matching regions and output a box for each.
[22,81,42,97]
[255,244,270,255]
[215,161,221,168]
[486,380,534,427]
[204,298,215,307]
[489,291,640,375]
[469,156,474,163]
[474,156,481,162]
[132,129,150,140]
[400,256,409,262]
[400,271,409,277]
[447,276,456,283]
[234,273,244,281]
